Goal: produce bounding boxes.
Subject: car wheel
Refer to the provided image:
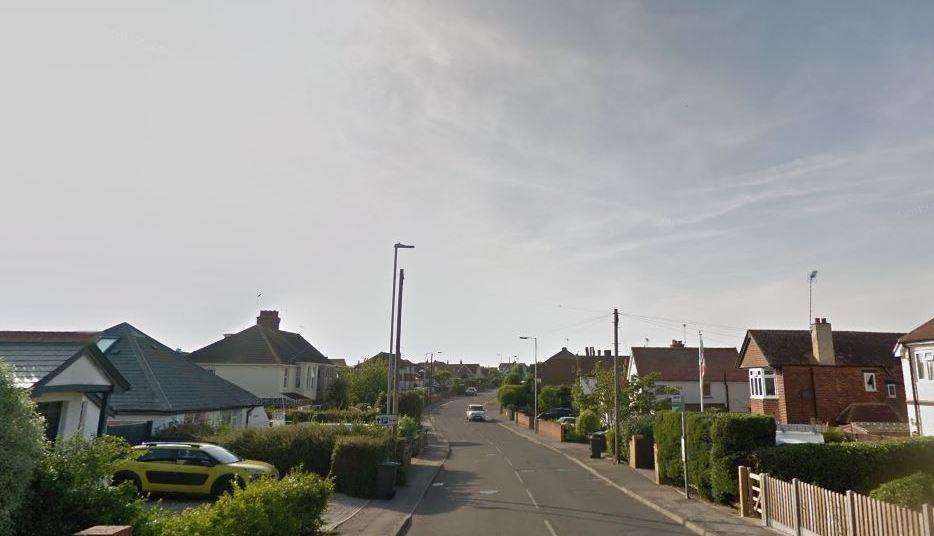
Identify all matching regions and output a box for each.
[211,475,245,499]
[113,472,142,496]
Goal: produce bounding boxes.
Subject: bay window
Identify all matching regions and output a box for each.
[749,368,777,398]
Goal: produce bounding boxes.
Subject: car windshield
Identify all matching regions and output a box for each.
[201,445,241,464]
[468,405,484,411]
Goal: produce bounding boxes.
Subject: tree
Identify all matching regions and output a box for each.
[450,378,465,395]
[538,385,571,413]
[502,371,522,385]
[433,369,452,391]
[326,376,349,409]
[590,364,671,426]
[0,362,46,533]
[347,360,387,407]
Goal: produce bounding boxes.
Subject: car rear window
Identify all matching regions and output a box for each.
[468,405,484,411]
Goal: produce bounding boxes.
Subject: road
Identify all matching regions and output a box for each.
[408,392,693,536]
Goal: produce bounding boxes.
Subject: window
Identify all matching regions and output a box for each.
[863,372,877,392]
[138,448,177,463]
[886,383,897,398]
[283,368,289,388]
[917,352,926,380]
[749,368,777,398]
[177,449,214,466]
[703,382,712,398]
[295,367,301,389]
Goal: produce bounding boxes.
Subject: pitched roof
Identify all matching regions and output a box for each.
[0,332,128,391]
[328,358,348,367]
[630,346,744,382]
[899,317,934,344]
[100,323,261,413]
[189,324,328,365]
[358,352,415,368]
[743,329,904,368]
[835,402,904,424]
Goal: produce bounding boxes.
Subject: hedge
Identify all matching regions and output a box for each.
[0,362,46,534]
[753,437,934,495]
[498,384,525,409]
[708,414,775,503]
[399,390,425,422]
[206,423,386,477]
[329,435,392,498]
[869,472,934,510]
[286,408,378,424]
[158,471,332,536]
[685,413,717,499]
[576,410,600,437]
[619,415,655,461]
[654,411,684,483]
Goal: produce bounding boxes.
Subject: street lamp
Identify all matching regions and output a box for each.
[519,336,538,431]
[387,242,414,416]
[424,351,442,410]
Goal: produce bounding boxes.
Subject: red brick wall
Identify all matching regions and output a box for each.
[749,397,780,419]
[537,419,564,442]
[516,411,532,429]
[778,365,907,424]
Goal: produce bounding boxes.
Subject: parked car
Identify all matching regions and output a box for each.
[536,407,575,421]
[465,386,478,396]
[466,404,487,422]
[557,416,576,426]
[113,442,278,498]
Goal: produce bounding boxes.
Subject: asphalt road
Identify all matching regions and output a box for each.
[408,392,693,536]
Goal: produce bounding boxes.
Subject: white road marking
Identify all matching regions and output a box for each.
[478,490,500,495]
[544,519,558,536]
[503,456,514,468]
[525,488,539,508]
[432,482,444,487]
[514,470,524,485]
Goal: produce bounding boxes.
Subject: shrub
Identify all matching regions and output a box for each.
[869,472,934,510]
[684,412,716,499]
[12,435,158,536]
[287,407,378,424]
[326,376,350,408]
[576,410,600,437]
[153,421,222,441]
[538,385,571,413]
[619,414,655,461]
[562,425,586,443]
[654,411,684,483]
[0,362,46,534]
[159,470,332,536]
[822,427,848,443]
[329,435,392,498]
[398,415,419,439]
[498,384,524,409]
[708,413,775,504]
[753,437,934,494]
[399,390,424,422]
[206,423,386,477]
[451,379,465,395]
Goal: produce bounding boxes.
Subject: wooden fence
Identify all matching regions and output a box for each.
[739,466,933,536]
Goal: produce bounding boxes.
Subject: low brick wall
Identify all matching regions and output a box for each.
[537,419,564,442]
[515,411,533,429]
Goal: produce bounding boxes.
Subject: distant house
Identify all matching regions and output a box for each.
[357,352,420,391]
[499,362,528,375]
[1,323,268,437]
[628,341,749,412]
[190,311,336,406]
[0,332,129,441]
[454,362,484,382]
[738,319,907,426]
[895,316,934,436]
[328,358,349,368]
[537,347,619,387]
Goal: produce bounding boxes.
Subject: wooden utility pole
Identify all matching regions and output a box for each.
[613,308,620,464]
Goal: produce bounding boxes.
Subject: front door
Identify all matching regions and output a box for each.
[36,402,63,441]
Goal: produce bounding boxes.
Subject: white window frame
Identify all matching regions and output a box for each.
[886,383,897,399]
[863,372,877,392]
[748,368,777,399]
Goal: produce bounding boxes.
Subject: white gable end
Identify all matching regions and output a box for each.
[45,355,112,388]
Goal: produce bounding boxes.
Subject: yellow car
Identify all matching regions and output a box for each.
[113,442,278,498]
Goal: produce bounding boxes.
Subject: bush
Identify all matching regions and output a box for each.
[870,472,934,510]
[708,413,775,504]
[654,411,684,483]
[620,415,655,461]
[287,407,378,424]
[822,427,848,443]
[206,423,386,477]
[498,384,525,409]
[159,470,332,536]
[326,376,350,408]
[684,412,716,499]
[399,390,424,422]
[562,425,586,443]
[12,435,158,536]
[0,362,46,534]
[576,410,600,437]
[329,435,392,498]
[398,415,419,439]
[153,421,223,441]
[753,437,934,494]
[451,379,465,395]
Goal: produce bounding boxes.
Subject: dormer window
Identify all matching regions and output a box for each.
[96,338,118,353]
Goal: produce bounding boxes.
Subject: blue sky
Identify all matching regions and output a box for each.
[1,1,932,364]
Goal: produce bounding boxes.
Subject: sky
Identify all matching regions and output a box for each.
[2,1,933,366]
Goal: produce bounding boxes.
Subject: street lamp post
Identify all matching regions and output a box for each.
[519,336,538,431]
[386,242,414,415]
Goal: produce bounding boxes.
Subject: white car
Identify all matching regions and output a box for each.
[466,404,486,422]
[465,386,478,396]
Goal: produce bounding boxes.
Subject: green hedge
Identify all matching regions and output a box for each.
[286,408,378,424]
[159,471,332,536]
[618,415,655,461]
[869,473,934,510]
[206,423,386,477]
[399,390,424,422]
[576,410,600,437]
[709,414,775,503]
[329,435,392,498]
[685,413,716,499]
[654,411,684,483]
[753,437,934,494]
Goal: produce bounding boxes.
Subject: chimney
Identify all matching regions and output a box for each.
[810,317,835,366]
[671,340,685,348]
[257,310,281,331]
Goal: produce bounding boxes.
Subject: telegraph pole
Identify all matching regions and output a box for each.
[613,308,620,464]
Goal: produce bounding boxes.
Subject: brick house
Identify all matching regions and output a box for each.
[895,316,934,436]
[537,347,620,387]
[738,319,907,425]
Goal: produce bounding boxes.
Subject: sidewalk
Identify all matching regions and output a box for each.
[329,420,450,536]
[497,415,776,536]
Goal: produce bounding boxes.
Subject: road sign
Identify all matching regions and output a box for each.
[376,414,398,428]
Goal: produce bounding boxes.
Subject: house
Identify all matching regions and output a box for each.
[453,361,484,382]
[738,318,907,426]
[628,341,749,412]
[537,347,619,387]
[499,362,528,375]
[328,358,349,368]
[0,332,130,441]
[190,311,337,406]
[895,316,934,436]
[1,323,268,437]
[356,352,421,391]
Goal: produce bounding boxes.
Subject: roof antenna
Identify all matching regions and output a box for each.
[257,291,263,310]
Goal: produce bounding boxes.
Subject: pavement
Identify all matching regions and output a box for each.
[406,393,698,536]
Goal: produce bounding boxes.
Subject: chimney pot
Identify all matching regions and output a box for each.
[257,310,281,330]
